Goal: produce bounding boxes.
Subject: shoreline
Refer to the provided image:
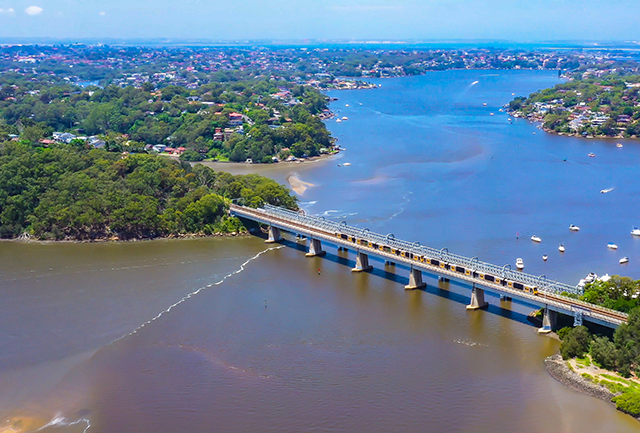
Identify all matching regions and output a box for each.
[0,231,252,245]
[544,353,640,421]
[509,111,639,141]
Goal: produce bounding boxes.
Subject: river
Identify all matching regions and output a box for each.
[2,70,640,432]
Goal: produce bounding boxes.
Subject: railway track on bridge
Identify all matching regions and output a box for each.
[230,204,628,328]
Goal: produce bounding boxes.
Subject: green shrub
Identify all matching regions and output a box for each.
[613,392,640,416]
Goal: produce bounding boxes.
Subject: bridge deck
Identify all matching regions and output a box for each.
[230,204,627,328]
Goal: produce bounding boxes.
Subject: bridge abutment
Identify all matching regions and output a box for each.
[466,286,489,310]
[538,308,557,334]
[305,238,326,257]
[405,267,426,290]
[352,251,373,272]
[265,226,281,243]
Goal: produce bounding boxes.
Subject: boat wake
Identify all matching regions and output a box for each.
[388,191,413,221]
[453,338,488,348]
[109,245,284,344]
[36,414,91,432]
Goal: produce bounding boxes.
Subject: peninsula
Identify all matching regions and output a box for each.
[509,74,640,138]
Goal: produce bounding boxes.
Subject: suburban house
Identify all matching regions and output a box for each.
[228,112,243,126]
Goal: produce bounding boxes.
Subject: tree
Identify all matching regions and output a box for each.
[560,326,590,359]
[590,336,618,370]
[614,308,640,373]
[180,150,204,162]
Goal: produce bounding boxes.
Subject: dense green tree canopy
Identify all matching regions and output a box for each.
[0,141,297,240]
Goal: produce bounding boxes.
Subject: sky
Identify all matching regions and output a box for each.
[0,0,637,42]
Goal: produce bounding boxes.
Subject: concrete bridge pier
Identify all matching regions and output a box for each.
[265,226,282,243]
[305,238,326,257]
[405,267,427,290]
[439,276,450,282]
[352,251,373,272]
[538,308,557,334]
[466,286,489,310]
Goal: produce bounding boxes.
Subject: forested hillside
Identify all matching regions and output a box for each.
[0,141,297,240]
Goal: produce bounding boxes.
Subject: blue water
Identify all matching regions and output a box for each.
[297,70,640,284]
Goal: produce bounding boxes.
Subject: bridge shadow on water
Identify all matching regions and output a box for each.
[276,237,537,329]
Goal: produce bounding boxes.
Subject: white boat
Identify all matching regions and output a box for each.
[620,257,629,264]
[584,272,597,283]
[342,116,348,120]
[542,255,548,261]
[558,243,565,252]
[342,162,351,166]
[336,118,342,123]
[631,227,640,236]
[569,224,580,231]
[617,143,623,148]
[600,188,614,194]
[607,243,618,250]
[483,102,487,106]
[531,235,541,243]
[516,258,524,269]
[490,112,494,116]
[598,274,611,282]
[345,104,349,107]
[588,153,596,157]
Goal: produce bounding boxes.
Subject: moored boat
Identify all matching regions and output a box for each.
[531,235,541,243]
[558,243,565,252]
[542,255,548,261]
[600,188,614,194]
[617,143,623,148]
[607,242,618,250]
[569,224,580,231]
[631,227,640,236]
[588,153,596,157]
[620,257,629,264]
[516,258,524,269]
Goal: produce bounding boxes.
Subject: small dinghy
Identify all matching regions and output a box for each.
[569,224,580,232]
[558,243,565,252]
[620,257,629,264]
[516,258,524,270]
[542,255,548,261]
[531,235,542,243]
[607,243,618,250]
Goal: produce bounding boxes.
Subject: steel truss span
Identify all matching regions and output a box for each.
[230,204,628,328]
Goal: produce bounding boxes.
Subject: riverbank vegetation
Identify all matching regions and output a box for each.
[509,74,640,138]
[559,308,640,416]
[0,141,297,240]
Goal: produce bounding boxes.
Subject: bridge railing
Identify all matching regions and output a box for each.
[255,204,583,296]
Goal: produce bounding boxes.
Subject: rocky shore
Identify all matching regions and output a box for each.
[544,354,614,403]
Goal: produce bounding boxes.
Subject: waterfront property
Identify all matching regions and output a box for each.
[231,204,628,331]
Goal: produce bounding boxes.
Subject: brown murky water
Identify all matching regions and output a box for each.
[1,236,638,432]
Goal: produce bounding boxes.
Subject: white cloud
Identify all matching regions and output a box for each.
[0,8,16,15]
[25,5,43,15]
[99,11,106,16]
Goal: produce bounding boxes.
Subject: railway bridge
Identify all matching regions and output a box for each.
[230,204,628,331]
